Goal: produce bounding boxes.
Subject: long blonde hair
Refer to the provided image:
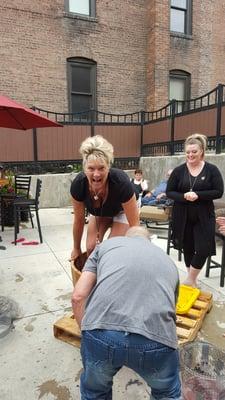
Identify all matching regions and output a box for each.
[80,135,114,168]
[185,133,207,157]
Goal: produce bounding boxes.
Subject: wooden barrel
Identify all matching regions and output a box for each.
[71,252,87,287]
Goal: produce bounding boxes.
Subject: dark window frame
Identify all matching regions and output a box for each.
[170,0,192,36]
[65,0,96,18]
[67,58,97,116]
[169,70,191,112]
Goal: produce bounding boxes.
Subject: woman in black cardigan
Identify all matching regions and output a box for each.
[166,133,224,287]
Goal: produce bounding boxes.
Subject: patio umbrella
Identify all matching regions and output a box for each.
[0,95,61,130]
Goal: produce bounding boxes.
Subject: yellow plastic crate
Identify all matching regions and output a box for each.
[176,285,200,315]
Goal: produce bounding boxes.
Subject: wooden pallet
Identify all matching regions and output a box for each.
[177,290,213,345]
[53,314,81,348]
[53,291,213,348]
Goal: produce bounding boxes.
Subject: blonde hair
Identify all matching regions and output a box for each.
[185,133,207,157]
[126,226,151,240]
[80,135,114,167]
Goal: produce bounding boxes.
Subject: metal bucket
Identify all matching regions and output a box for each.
[71,252,87,287]
[180,341,225,400]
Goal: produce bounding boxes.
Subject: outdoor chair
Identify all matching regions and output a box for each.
[140,205,182,261]
[1,175,31,231]
[13,178,43,245]
[205,204,225,287]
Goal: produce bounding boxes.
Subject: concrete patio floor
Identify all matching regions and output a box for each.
[0,207,225,400]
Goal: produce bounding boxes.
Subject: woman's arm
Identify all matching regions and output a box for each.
[122,194,140,226]
[71,197,86,261]
[195,165,224,201]
[166,170,188,203]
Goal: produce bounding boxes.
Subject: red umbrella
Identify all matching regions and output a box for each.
[0,95,61,129]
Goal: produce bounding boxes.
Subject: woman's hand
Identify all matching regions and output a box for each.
[70,247,82,262]
[184,191,198,202]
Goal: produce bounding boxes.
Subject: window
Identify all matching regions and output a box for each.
[169,70,191,113]
[66,0,96,17]
[170,0,192,35]
[67,58,96,117]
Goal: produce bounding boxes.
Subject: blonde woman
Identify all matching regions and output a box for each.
[166,133,224,287]
[70,135,139,260]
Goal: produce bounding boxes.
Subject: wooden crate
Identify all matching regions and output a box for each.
[53,291,213,348]
[177,291,213,345]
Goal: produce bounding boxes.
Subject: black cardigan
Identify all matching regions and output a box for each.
[166,162,224,255]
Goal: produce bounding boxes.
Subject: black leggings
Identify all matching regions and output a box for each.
[183,209,208,270]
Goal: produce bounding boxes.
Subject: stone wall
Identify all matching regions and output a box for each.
[140,154,225,199]
[30,173,76,209]
[31,170,135,208]
[31,154,225,208]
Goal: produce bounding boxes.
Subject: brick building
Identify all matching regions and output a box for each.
[0,1,225,115]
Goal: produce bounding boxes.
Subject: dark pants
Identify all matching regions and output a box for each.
[183,207,208,269]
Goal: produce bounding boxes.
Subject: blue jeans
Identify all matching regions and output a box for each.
[141,197,157,206]
[80,330,182,400]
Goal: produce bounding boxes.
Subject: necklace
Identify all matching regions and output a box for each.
[187,161,204,192]
[93,200,103,244]
[188,172,198,192]
[93,193,99,201]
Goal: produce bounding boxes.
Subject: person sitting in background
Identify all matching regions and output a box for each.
[130,169,148,207]
[141,169,173,206]
[72,226,181,400]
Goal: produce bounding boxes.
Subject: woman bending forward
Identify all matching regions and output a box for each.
[70,135,139,260]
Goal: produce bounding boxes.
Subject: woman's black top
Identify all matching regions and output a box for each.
[70,168,134,217]
[166,162,224,255]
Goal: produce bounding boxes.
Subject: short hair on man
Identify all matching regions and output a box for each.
[126,226,150,239]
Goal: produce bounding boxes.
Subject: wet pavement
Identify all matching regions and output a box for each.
[0,207,225,399]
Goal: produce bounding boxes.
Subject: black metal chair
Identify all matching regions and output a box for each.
[13,178,43,245]
[205,232,225,287]
[1,175,32,231]
[140,205,182,261]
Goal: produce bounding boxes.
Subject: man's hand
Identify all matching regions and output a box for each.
[156,192,166,200]
[216,217,225,236]
[144,191,153,198]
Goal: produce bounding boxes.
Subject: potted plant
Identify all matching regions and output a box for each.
[0,181,15,226]
[0,171,30,226]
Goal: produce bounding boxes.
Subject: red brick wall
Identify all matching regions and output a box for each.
[0,1,147,114]
[1,1,225,115]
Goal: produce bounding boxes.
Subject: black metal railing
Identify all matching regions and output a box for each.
[3,84,225,174]
[2,157,140,175]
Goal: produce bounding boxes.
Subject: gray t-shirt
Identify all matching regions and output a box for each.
[82,236,179,349]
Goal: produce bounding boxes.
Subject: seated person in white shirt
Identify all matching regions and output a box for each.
[130,169,148,207]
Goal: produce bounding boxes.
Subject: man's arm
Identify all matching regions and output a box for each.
[71,271,97,328]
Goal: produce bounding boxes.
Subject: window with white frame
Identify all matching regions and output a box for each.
[66,0,96,17]
[170,0,192,35]
[169,70,191,113]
